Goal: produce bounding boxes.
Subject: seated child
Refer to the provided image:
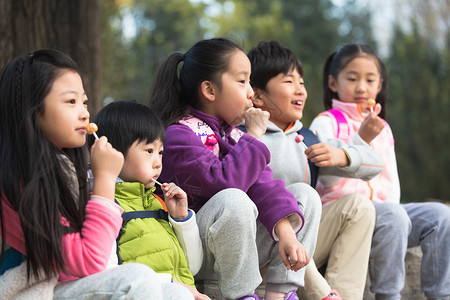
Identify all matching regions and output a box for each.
[88,101,209,300]
[311,43,450,300]
[149,37,322,300]
[0,50,181,299]
[248,41,383,300]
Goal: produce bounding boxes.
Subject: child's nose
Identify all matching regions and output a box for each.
[247,83,254,99]
[356,81,366,92]
[154,157,162,169]
[295,82,305,94]
[80,106,89,120]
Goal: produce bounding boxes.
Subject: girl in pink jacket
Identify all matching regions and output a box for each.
[0,50,193,299]
[310,43,450,300]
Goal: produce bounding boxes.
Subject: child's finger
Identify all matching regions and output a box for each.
[279,251,291,270]
[164,183,180,197]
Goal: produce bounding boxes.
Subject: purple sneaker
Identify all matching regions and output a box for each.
[238,294,260,300]
[284,291,299,300]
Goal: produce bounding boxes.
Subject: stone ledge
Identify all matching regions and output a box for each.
[197,247,424,300]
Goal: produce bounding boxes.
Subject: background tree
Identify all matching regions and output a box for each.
[1,0,447,203]
[387,0,449,202]
[0,0,102,113]
[205,0,376,124]
[101,0,206,103]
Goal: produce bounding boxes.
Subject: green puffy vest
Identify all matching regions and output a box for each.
[115,181,195,287]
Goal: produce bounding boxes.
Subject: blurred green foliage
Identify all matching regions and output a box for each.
[101,0,449,203]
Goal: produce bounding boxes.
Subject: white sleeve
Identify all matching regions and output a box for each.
[106,241,119,269]
[169,209,203,276]
[385,144,401,203]
[310,115,335,141]
[310,115,383,181]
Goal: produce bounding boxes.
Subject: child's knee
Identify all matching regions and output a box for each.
[375,203,411,235]
[287,182,321,209]
[211,188,258,219]
[341,193,376,217]
[427,202,450,233]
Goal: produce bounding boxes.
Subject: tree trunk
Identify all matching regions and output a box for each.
[0,0,102,114]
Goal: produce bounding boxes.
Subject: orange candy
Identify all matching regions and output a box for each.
[86,123,98,135]
[368,99,376,107]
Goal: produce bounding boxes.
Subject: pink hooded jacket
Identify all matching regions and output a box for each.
[310,100,401,206]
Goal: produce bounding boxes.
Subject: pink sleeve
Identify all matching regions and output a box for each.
[61,195,122,278]
[1,196,26,253]
[1,195,122,279]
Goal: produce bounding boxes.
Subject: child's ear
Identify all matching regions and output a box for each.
[200,81,215,102]
[328,75,338,92]
[252,88,264,108]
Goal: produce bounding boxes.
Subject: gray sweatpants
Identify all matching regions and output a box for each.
[53,263,194,300]
[370,202,450,300]
[194,183,321,299]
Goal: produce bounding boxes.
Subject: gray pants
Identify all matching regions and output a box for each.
[194,183,321,299]
[370,202,450,300]
[53,263,194,300]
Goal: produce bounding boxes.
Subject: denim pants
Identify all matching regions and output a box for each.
[370,202,450,300]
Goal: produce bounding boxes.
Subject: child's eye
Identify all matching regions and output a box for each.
[159,150,164,156]
[347,78,356,82]
[83,99,89,105]
[239,80,246,84]
[67,99,76,104]
[147,149,153,154]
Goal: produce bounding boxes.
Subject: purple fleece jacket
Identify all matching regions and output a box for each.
[158,109,304,239]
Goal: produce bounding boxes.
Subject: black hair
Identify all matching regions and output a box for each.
[87,101,165,155]
[323,43,388,119]
[247,40,304,90]
[149,38,242,127]
[0,49,89,280]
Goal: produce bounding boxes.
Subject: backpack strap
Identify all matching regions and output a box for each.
[298,127,320,188]
[114,199,169,264]
[239,124,321,188]
[0,247,25,275]
[326,109,351,143]
[121,210,169,223]
[325,109,394,145]
[179,115,220,157]
[179,115,244,157]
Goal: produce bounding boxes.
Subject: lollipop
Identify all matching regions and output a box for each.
[368,98,376,113]
[295,134,304,143]
[86,123,99,140]
[152,178,163,187]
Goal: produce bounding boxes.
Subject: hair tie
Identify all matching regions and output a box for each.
[176,58,184,80]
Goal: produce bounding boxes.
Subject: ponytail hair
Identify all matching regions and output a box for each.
[323,44,388,119]
[149,38,242,127]
[149,53,186,127]
[0,49,89,280]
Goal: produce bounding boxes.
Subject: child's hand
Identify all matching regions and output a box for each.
[359,113,384,144]
[244,107,270,140]
[162,182,189,220]
[305,143,349,167]
[174,281,211,300]
[90,136,124,200]
[275,218,310,272]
